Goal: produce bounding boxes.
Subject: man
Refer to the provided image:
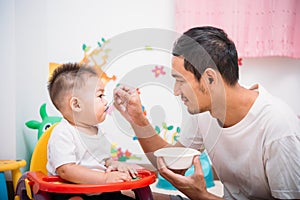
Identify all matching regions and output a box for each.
[113,26,300,200]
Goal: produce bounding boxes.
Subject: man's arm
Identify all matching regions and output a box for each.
[131,120,186,167]
[113,85,183,167]
[113,84,222,200]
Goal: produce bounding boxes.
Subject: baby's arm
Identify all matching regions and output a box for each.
[105,158,138,178]
[56,163,132,184]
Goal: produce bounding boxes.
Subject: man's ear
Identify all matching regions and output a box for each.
[70,97,81,112]
[203,68,217,85]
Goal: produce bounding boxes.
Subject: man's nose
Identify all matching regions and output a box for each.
[173,83,181,96]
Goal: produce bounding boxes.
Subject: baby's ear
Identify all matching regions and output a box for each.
[70,97,81,112]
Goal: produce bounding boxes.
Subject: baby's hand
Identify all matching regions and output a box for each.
[104,171,132,183]
[106,160,138,178]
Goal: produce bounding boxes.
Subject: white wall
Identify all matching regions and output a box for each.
[0,0,299,170]
[0,0,176,169]
[240,57,300,116]
[0,0,16,159]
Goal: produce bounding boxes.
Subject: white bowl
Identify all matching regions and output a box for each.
[154,147,201,170]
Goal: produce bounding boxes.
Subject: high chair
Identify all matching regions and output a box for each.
[14,124,156,200]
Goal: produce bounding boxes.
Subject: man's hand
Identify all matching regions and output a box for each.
[157,156,222,200]
[113,84,148,126]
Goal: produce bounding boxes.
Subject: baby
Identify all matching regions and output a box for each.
[47,63,137,199]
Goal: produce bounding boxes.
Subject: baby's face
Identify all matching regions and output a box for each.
[75,76,108,125]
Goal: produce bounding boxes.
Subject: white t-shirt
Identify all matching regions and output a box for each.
[179,85,300,199]
[46,119,111,175]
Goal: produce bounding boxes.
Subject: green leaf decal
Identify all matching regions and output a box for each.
[162,122,167,129]
[155,126,161,134]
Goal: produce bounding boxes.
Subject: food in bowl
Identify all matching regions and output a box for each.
[154,147,201,170]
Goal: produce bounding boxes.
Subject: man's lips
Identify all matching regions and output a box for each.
[181,96,188,104]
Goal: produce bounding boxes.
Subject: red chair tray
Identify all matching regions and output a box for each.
[27,169,156,194]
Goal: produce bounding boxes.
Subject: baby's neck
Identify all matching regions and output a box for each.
[76,124,98,135]
[66,118,98,135]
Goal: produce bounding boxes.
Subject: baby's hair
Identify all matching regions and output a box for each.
[48,63,98,111]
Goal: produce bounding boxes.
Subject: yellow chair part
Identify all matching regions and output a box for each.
[0,159,26,191]
[29,123,58,174]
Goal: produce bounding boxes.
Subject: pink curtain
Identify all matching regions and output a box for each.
[175,0,300,59]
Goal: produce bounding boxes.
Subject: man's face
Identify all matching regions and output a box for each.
[171,56,210,114]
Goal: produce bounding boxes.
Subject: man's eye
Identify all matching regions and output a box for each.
[176,79,184,83]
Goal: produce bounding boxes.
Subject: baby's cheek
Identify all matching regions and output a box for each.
[97,109,107,122]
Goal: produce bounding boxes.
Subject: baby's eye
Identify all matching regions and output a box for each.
[98,94,105,98]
